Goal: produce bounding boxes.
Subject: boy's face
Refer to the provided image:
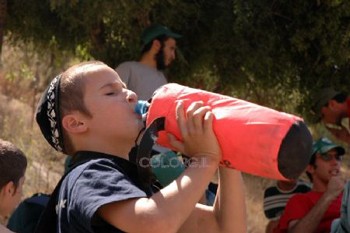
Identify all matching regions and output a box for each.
[82,65,143,153]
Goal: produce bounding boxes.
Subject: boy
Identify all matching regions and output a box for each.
[35,61,246,233]
[0,139,27,233]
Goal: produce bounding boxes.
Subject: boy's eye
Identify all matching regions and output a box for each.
[106,92,115,96]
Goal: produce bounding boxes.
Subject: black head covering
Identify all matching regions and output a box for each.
[35,75,64,152]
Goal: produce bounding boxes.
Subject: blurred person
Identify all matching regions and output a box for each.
[7,193,50,233]
[0,139,27,233]
[274,137,346,233]
[116,24,181,101]
[312,87,350,144]
[263,179,311,233]
[6,156,73,233]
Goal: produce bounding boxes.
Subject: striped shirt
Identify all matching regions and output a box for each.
[263,181,311,220]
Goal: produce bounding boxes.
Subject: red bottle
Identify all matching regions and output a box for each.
[145,83,312,180]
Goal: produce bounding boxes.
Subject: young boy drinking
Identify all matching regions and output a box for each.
[0,139,27,233]
[35,61,246,233]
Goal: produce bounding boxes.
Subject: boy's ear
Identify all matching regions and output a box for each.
[1,181,15,197]
[306,164,315,175]
[62,114,87,133]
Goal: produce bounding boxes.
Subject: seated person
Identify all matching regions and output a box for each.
[274,137,345,233]
[311,87,350,144]
[7,156,70,233]
[263,179,311,233]
[7,193,50,233]
[0,139,27,233]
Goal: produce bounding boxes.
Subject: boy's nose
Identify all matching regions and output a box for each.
[127,90,137,103]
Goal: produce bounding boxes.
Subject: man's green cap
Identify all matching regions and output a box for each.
[312,137,345,156]
[312,87,341,119]
[141,24,182,47]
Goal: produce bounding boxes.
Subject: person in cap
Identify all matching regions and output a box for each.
[274,137,346,233]
[116,24,182,101]
[0,139,27,233]
[34,61,247,233]
[312,87,350,144]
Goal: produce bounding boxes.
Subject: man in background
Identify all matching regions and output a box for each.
[116,24,181,101]
[312,88,350,144]
[116,24,185,191]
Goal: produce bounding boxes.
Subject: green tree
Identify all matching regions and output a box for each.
[4,0,350,123]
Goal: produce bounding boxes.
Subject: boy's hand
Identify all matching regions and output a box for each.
[168,101,221,163]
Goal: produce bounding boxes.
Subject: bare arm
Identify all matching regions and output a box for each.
[287,176,344,233]
[326,125,350,144]
[178,168,247,233]
[213,168,246,233]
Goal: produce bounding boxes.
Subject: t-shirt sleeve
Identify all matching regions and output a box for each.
[276,194,311,232]
[116,63,130,86]
[263,187,273,218]
[69,160,147,229]
[263,186,283,220]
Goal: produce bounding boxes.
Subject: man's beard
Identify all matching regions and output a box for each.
[155,47,166,71]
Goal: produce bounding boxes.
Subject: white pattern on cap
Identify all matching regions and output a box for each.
[46,75,63,152]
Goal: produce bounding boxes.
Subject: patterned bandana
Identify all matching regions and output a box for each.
[35,75,64,152]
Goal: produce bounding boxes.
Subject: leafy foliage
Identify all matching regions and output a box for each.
[5,0,350,123]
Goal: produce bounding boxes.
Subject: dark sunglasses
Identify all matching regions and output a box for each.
[319,153,343,162]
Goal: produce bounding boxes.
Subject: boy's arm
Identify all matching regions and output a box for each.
[98,157,219,233]
[214,168,246,233]
[98,101,223,233]
[177,168,247,233]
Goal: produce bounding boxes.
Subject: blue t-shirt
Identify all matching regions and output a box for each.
[56,151,152,233]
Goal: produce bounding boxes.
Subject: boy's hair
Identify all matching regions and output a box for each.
[0,139,27,190]
[35,60,107,155]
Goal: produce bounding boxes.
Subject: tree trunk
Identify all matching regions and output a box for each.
[0,0,7,65]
